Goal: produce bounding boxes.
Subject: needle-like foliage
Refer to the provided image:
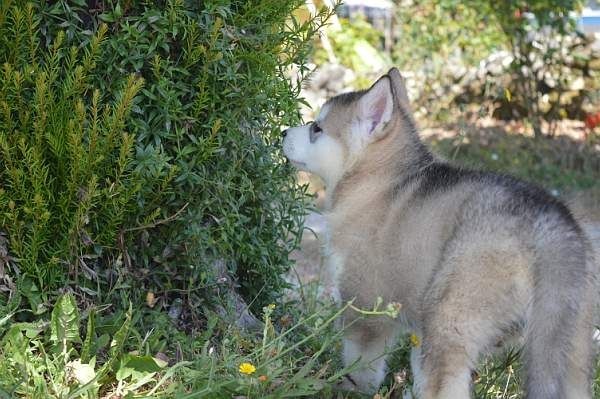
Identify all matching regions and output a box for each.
[0,3,143,301]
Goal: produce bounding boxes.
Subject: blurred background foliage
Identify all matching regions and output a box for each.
[315,0,598,125]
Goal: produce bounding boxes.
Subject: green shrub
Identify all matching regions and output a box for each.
[34,0,328,312]
[394,1,505,70]
[0,3,143,310]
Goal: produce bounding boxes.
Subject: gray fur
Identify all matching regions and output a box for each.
[282,68,599,398]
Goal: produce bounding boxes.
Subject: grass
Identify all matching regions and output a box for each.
[426,119,600,194]
[0,287,371,398]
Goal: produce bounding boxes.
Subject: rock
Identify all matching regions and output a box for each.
[168,298,183,320]
[570,77,585,91]
[299,63,356,119]
[308,63,355,94]
[212,259,263,332]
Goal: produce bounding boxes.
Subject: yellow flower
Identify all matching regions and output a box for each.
[267,303,276,310]
[239,362,256,375]
[409,333,421,348]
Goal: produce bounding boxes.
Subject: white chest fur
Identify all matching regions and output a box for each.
[321,223,344,304]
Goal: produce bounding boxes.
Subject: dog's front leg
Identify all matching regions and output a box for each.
[341,322,397,394]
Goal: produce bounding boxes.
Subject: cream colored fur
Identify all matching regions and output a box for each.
[282,68,598,398]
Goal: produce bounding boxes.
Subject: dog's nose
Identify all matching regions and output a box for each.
[281,129,288,138]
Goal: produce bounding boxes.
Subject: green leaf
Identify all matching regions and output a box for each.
[98,13,115,23]
[50,293,81,352]
[115,354,162,382]
[98,303,132,380]
[81,308,96,363]
[20,278,46,315]
[1,325,28,364]
[20,321,47,339]
[95,333,110,351]
[109,303,132,360]
[0,312,15,329]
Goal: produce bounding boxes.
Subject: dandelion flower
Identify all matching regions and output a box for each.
[239,362,256,375]
[409,333,421,348]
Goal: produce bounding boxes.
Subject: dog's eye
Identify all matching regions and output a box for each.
[310,122,322,143]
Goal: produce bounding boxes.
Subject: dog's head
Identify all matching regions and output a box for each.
[282,68,414,188]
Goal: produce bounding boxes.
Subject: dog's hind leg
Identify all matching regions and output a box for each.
[415,245,527,399]
[523,241,595,399]
[414,296,504,399]
[562,270,598,399]
[524,279,596,399]
[415,331,478,399]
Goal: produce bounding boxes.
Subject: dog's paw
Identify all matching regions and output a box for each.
[336,374,359,392]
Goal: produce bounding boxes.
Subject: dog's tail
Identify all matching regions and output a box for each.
[523,219,597,399]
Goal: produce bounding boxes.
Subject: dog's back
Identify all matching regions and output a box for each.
[284,67,598,398]
[417,163,596,399]
[332,161,597,398]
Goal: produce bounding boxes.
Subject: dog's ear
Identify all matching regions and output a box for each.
[356,75,394,141]
[387,67,415,125]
